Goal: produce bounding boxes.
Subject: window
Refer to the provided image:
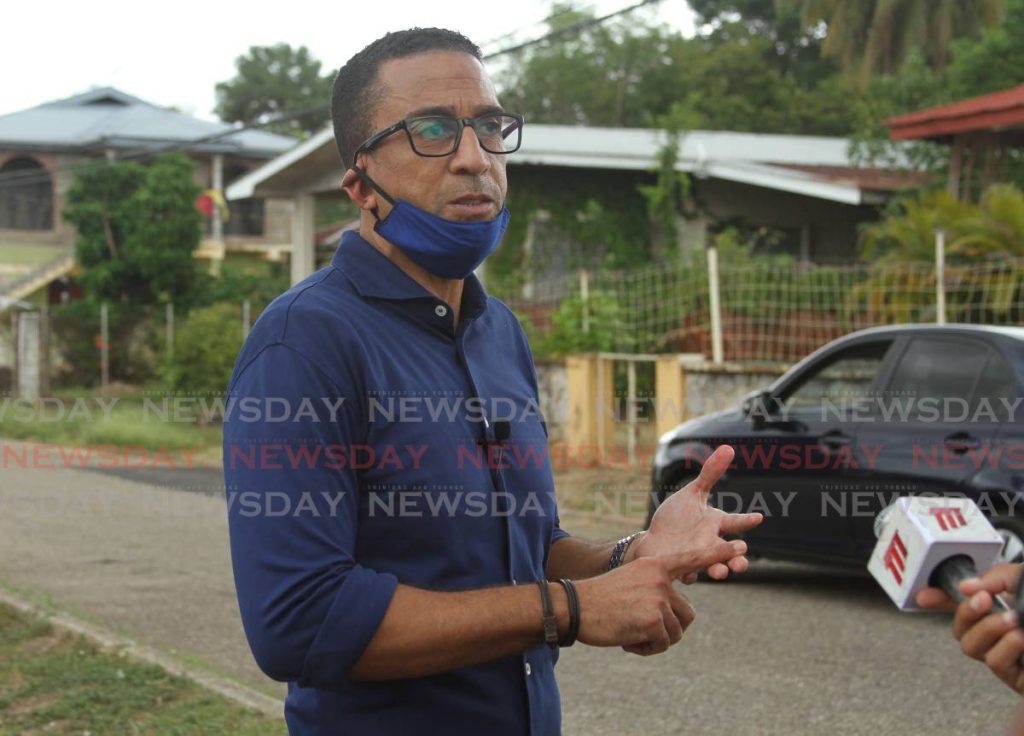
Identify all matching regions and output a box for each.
[784,341,892,411]
[887,337,991,405]
[0,156,53,230]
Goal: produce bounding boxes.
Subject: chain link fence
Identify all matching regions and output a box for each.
[502,254,1024,364]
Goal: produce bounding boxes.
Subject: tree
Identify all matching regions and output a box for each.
[215,44,332,138]
[63,153,207,310]
[781,0,1004,79]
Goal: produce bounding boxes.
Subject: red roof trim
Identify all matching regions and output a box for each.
[886,83,1024,140]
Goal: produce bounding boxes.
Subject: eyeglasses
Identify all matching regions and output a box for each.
[352,112,524,166]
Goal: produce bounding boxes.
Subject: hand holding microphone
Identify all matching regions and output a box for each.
[868,496,1024,695]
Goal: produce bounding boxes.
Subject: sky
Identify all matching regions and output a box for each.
[2,0,696,122]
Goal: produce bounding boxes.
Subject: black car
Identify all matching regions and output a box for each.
[647,324,1024,566]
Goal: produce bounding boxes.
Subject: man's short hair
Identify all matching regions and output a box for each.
[331,28,483,168]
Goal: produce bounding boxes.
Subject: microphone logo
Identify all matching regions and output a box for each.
[884,532,908,585]
[929,506,967,532]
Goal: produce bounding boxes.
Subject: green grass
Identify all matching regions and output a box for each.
[0,603,283,734]
[0,392,223,463]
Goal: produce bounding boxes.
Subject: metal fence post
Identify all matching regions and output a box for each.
[100,302,109,395]
[935,229,947,325]
[707,245,724,364]
[579,269,590,334]
[242,300,251,340]
[165,302,175,362]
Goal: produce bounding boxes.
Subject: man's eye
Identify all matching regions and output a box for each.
[476,120,501,137]
[411,120,453,141]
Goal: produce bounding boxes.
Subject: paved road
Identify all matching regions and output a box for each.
[0,440,1020,734]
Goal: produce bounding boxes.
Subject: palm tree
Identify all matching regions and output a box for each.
[778,0,1004,78]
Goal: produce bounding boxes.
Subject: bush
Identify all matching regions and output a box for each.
[161,302,244,400]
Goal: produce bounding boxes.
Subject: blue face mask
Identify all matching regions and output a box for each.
[353,166,510,280]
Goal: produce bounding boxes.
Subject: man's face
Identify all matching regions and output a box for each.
[357,50,508,222]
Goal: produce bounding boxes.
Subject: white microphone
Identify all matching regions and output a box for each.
[868,496,1008,613]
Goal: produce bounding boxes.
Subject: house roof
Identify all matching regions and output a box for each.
[886,84,1024,141]
[227,124,917,206]
[0,87,297,157]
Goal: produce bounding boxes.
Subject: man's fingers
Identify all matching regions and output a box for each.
[661,600,684,645]
[727,555,749,574]
[954,591,999,640]
[662,538,742,578]
[706,562,730,580]
[960,608,1020,660]
[915,586,956,611]
[983,628,1024,686]
[718,512,763,535]
[960,564,1022,598]
[690,445,735,497]
[667,587,695,633]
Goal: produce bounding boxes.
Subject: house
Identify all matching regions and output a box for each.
[226,123,928,286]
[0,87,298,306]
[887,82,1024,201]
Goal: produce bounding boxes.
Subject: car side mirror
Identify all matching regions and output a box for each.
[742,388,779,419]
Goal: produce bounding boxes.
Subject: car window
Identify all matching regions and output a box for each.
[783,341,892,412]
[886,337,991,410]
[972,352,1018,421]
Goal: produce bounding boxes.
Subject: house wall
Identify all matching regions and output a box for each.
[0,150,86,248]
[691,178,880,262]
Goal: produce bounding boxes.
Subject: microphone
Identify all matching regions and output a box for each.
[477,418,511,446]
[868,497,1010,613]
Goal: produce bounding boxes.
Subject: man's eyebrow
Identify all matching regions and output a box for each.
[404,104,507,118]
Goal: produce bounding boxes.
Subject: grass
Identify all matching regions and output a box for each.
[0,603,282,735]
[0,390,223,465]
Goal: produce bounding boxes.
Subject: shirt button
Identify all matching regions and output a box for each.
[434,304,448,317]
[524,662,532,676]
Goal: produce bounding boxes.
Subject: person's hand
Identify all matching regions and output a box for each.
[574,536,746,656]
[916,563,1024,695]
[630,444,763,583]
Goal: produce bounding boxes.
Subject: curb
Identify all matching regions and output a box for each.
[0,586,283,720]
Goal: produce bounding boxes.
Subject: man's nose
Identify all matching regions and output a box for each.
[448,125,491,175]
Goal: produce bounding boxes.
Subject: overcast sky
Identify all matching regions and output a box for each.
[2,0,696,121]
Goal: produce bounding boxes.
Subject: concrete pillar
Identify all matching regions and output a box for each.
[655,355,688,439]
[212,154,224,242]
[291,193,316,284]
[16,311,40,401]
[566,353,615,463]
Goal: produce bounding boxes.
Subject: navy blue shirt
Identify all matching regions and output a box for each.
[224,231,569,735]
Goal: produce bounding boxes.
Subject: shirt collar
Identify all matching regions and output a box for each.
[331,230,488,321]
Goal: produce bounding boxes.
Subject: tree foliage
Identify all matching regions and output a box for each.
[215,44,331,138]
[63,153,206,310]
[779,0,1003,79]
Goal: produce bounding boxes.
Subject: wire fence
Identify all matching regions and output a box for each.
[502,254,1024,364]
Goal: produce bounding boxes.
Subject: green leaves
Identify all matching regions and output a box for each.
[214,44,331,138]
[62,153,205,311]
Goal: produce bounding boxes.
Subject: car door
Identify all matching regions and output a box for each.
[737,338,897,559]
[847,334,1006,559]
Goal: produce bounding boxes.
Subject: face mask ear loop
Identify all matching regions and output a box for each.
[351,164,395,221]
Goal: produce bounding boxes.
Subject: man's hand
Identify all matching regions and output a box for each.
[916,563,1024,695]
[630,445,763,583]
[574,536,747,656]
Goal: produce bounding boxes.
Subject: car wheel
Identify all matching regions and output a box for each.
[992,517,1024,564]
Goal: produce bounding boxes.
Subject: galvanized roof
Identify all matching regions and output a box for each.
[0,87,297,157]
[228,124,913,206]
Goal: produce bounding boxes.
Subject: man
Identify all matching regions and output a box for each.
[224,27,762,735]
[917,564,1024,694]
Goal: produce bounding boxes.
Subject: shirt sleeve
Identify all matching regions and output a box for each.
[223,342,398,689]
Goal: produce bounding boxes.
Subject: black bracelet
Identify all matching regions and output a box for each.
[536,580,559,649]
[555,578,580,647]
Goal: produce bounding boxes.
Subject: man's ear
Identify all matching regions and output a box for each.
[341,169,377,213]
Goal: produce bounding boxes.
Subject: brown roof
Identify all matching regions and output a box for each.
[886,84,1024,141]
